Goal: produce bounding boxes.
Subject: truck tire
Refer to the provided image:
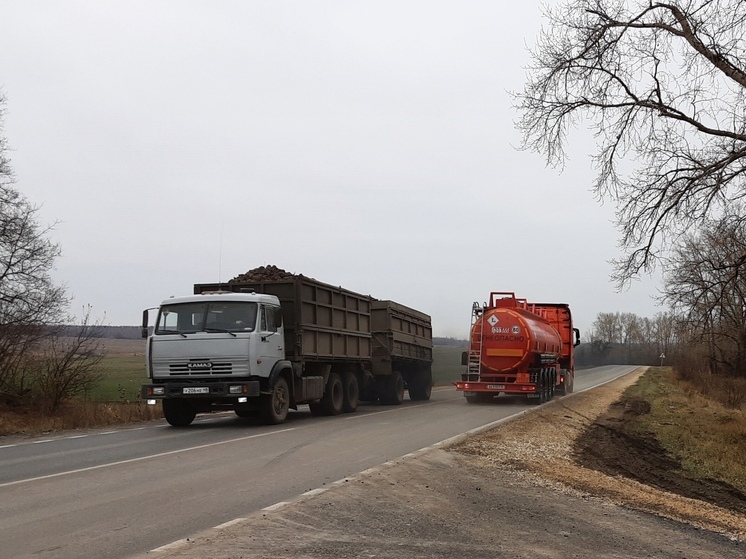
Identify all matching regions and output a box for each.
[381,371,404,405]
[531,371,547,405]
[566,369,574,394]
[310,373,344,416]
[557,369,573,396]
[342,372,359,413]
[260,376,290,424]
[163,399,196,427]
[408,369,432,401]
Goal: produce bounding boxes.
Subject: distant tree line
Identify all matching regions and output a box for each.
[577,312,677,368]
[67,325,142,340]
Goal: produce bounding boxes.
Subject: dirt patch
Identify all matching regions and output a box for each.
[574,394,746,515]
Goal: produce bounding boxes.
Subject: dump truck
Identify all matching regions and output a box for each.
[454,292,580,404]
[141,269,433,426]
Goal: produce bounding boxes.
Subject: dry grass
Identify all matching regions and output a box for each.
[0,400,162,437]
[631,367,746,490]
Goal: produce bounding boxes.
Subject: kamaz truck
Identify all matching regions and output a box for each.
[141,272,433,426]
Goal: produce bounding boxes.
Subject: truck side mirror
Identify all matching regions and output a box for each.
[573,328,581,347]
[142,310,149,338]
[461,351,468,366]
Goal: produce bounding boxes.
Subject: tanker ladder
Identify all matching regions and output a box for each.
[465,301,484,382]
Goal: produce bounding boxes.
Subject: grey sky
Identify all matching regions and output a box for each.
[0,1,662,338]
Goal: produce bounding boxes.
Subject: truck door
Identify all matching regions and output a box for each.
[255,304,284,378]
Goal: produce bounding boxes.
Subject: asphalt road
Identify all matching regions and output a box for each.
[0,365,637,559]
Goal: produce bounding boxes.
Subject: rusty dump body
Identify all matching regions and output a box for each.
[455,292,579,403]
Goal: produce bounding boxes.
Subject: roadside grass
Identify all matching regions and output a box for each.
[623,367,746,494]
[0,401,163,437]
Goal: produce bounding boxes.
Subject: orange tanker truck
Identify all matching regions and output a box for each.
[454,292,580,404]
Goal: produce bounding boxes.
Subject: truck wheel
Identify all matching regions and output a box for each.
[531,371,547,405]
[558,369,574,396]
[342,372,359,413]
[557,369,567,396]
[316,373,344,415]
[382,371,404,405]
[163,399,196,427]
[408,369,432,401]
[260,376,290,425]
[542,371,550,403]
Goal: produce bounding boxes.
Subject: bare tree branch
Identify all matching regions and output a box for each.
[516,0,746,284]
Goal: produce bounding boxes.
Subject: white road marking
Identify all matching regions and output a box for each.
[0,428,295,489]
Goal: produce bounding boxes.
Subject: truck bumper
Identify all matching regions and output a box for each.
[454,380,539,396]
[141,381,261,400]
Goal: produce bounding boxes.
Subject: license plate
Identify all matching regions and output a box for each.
[487,384,505,390]
[183,387,209,394]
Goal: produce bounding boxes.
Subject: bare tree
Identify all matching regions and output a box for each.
[593,311,621,343]
[0,94,103,410]
[31,308,104,413]
[517,0,746,285]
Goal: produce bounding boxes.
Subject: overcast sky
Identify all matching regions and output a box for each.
[0,1,663,338]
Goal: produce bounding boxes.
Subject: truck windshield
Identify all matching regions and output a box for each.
[155,301,258,334]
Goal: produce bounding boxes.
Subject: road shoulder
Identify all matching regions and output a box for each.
[141,369,745,558]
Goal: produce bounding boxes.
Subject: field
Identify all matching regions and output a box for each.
[89,338,148,401]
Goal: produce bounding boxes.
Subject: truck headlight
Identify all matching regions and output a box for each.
[149,387,165,396]
[229,385,243,394]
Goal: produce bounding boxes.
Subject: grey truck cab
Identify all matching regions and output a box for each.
[141,291,289,426]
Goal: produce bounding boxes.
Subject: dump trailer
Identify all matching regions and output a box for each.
[141,271,432,426]
[371,300,433,403]
[454,292,580,404]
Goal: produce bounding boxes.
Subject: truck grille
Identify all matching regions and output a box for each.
[168,361,235,375]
